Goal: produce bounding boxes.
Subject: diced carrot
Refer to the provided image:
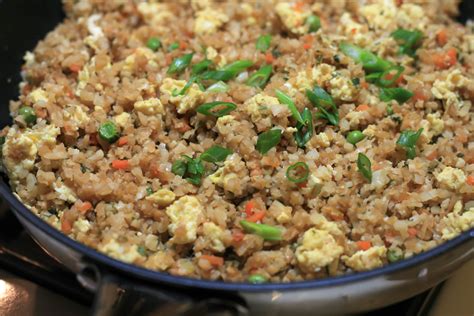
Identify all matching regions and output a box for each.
[200,255,224,267]
[117,136,128,146]
[329,213,344,221]
[179,40,187,50]
[302,35,314,50]
[426,150,438,161]
[436,29,448,46]
[112,160,129,170]
[149,163,161,178]
[356,104,370,112]
[303,42,312,50]
[265,51,274,64]
[433,48,457,69]
[351,28,357,35]
[232,229,245,242]
[408,227,417,237]
[78,201,93,214]
[293,1,305,12]
[69,64,82,73]
[165,54,173,65]
[61,217,72,234]
[384,72,405,86]
[245,200,255,216]
[372,164,382,171]
[35,108,48,119]
[413,88,429,101]
[356,240,372,251]
[360,80,369,89]
[246,210,266,223]
[466,175,474,186]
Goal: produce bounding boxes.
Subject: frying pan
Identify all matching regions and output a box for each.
[0,1,473,315]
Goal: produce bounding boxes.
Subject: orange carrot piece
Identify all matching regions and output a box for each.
[117,136,128,146]
[61,217,72,234]
[179,41,187,50]
[293,1,305,12]
[245,200,255,216]
[246,210,266,223]
[426,150,438,161]
[372,164,382,171]
[356,240,372,251]
[69,64,82,73]
[408,227,417,237]
[232,230,245,242]
[356,104,370,112]
[466,175,474,186]
[413,89,429,101]
[265,51,274,64]
[78,201,93,214]
[201,255,224,267]
[112,160,129,170]
[433,48,457,69]
[360,80,369,89]
[436,29,448,46]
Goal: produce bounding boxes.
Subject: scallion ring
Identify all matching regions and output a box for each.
[286,162,310,184]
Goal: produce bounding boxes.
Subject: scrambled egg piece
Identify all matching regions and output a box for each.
[328,74,358,102]
[240,3,256,25]
[64,105,90,130]
[23,51,36,66]
[215,115,235,134]
[73,218,92,233]
[295,64,336,92]
[194,7,229,35]
[53,181,77,203]
[201,222,225,252]
[363,125,377,138]
[134,98,164,116]
[275,2,310,34]
[314,132,330,148]
[301,166,333,196]
[360,1,396,31]
[435,167,466,191]
[243,93,280,122]
[159,78,204,114]
[114,112,131,129]
[371,169,390,190]
[123,47,157,73]
[421,113,444,140]
[344,246,387,272]
[339,13,370,47]
[295,228,344,272]
[166,196,204,244]
[146,189,176,207]
[99,239,140,264]
[206,46,227,68]
[440,201,474,240]
[431,69,468,108]
[28,88,48,104]
[138,2,174,27]
[397,3,428,31]
[208,154,247,196]
[310,213,343,237]
[191,0,212,10]
[269,200,293,224]
[84,14,106,52]
[144,251,174,271]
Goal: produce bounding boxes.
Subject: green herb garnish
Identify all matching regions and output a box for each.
[167,53,194,74]
[196,101,237,117]
[192,59,213,75]
[201,60,253,81]
[286,162,310,184]
[240,220,282,241]
[200,145,232,163]
[275,89,304,125]
[380,87,413,104]
[168,42,179,51]
[247,64,273,89]
[339,43,393,73]
[256,34,272,52]
[305,86,339,126]
[391,29,423,56]
[171,155,205,185]
[248,274,268,284]
[256,129,282,155]
[357,153,372,182]
[396,128,423,159]
[206,81,229,93]
[146,37,161,51]
[387,249,404,263]
[294,108,313,148]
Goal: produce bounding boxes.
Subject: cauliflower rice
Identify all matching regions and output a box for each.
[1,0,474,283]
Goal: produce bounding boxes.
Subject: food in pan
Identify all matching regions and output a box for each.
[1,0,473,283]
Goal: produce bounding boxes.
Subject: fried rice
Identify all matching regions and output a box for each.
[1,0,474,283]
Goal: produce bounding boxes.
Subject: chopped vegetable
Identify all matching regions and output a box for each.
[240,220,282,241]
[386,104,394,116]
[387,249,404,263]
[98,121,120,143]
[167,53,194,74]
[346,130,365,145]
[356,240,372,251]
[78,201,93,214]
[355,104,370,112]
[172,76,198,96]
[200,255,224,267]
[286,162,310,184]
[397,128,423,159]
[375,66,405,88]
[275,89,304,124]
[256,129,282,155]
[436,29,448,46]
[171,155,205,185]
[391,29,423,56]
[200,145,232,163]
[168,42,179,51]
[339,43,393,73]
[206,81,229,93]
[246,210,266,223]
[432,48,457,69]
[247,64,273,88]
[117,136,128,146]
[18,106,37,125]
[192,59,213,75]
[380,87,413,104]
[466,175,474,186]
[112,159,129,170]
[256,34,272,52]
[146,187,153,196]
[201,60,253,81]
[294,108,313,148]
[248,274,268,284]
[146,37,161,51]
[245,200,256,216]
[357,153,372,182]
[137,246,147,256]
[408,227,418,237]
[306,15,321,33]
[196,101,237,117]
[305,86,339,125]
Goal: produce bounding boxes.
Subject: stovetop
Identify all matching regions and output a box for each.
[0,209,470,316]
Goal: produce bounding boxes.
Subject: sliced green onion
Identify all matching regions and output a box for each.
[351,78,360,86]
[248,274,268,284]
[275,89,304,125]
[137,246,147,256]
[201,60,253,82]
[171,159,187,177]
[168,42,179,51]
[391,29,423,56]
[167,53,194,74]
[380,87,413,104]
[294,108,313,148]
[339,43,393,73]
[357,153,372,182]
[306,15,321,33]
[206,81,229,93]
[256,129,282,155]
[387,249,404,263]
[98,121,120,143]
[305,87,339,126]
[346,130,365,145]
[240,220,282,241]
[256,34,272,52]
[200,145,232,163]
[172,155,204,185]
[377,66,404,88]
[386,104,394,116]
[397,128,423,159]
[18,106,37,125]
[246,64,273,89]
[286,162,310,184]
[146,37,161,51]
[146,187,153,196]
[172,76,198,97]
[196,101,237,117]
[192,59,213,75]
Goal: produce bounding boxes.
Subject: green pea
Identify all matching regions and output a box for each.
[387,249,404,263]
[146,37,161,51]
[18,106,37,125]
[98,121,120,143]
[248,274,267,284]
[306,15,321,33]
[346,130,365,145]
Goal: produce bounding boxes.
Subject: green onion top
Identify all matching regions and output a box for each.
[256,34,272,52]
[346,130,365,145]
[192,59,213,75]
[167,53,194,74]
[240,220,282,241]
[357,153,372,182]
[387,249,404,263]
[146,37,161,51]
[200,145,232,163]
[305,86,339,126]
[168,42,179,51]
[286,162,310,184]
[246,64,273,89]
[256,129,282,155]
[146,187,153,196]
[201,60,253,82]
[206,81,229,93]
[391,29,423,56]
[275,89,304,124]
[98,121,120,143]
[248,274,268,284]
[397,128,423,159]
[18,106,37,125]
[339,43,393,73]
[306,15,321,33]
[171,155,204,185]
[380,87,413,104]
[196,101,237,117]
[294,108,313,148]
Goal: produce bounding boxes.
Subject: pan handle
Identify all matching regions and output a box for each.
[85,267,249,316]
